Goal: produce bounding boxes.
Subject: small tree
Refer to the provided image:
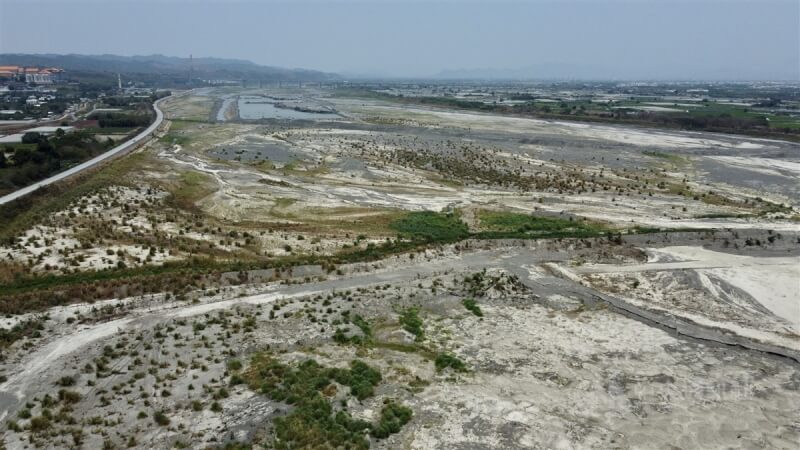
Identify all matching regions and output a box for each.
[21,132,42,144]
[36,139,55,155]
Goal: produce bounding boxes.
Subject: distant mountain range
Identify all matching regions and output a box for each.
[0,53,338,82]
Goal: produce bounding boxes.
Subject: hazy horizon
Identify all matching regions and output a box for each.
[1,0,798,81]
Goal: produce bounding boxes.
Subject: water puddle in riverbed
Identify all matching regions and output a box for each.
[238,96,339,120]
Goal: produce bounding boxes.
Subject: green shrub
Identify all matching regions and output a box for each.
[333,315,372,346]
[229,373,245,385]
[29,416,51,432]
[243,354,396,449]
[399,308,424,341]
[58,389,82,404]
[153,410,170,426]
[342,360,382,400]
[352,315,372,338]
[372,401,413,438]
[58,376,75,387]
[462,298,483,317]
[333,328,352,344]
[476,210,607,239]
[435,353,467,373]
[390,211,469,243]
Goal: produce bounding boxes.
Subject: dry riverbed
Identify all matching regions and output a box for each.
[1,237,799,448]
[0,87,798,449]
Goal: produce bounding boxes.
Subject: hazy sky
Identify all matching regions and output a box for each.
[1,0,798,80]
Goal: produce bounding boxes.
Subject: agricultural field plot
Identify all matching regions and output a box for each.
[159,91,217,122]
[0,87,798,449]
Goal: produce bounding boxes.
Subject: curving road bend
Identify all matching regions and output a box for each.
[0,94,173,206]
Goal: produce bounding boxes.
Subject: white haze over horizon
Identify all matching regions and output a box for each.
[0,0,798,81]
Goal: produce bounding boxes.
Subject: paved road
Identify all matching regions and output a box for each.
[0,95,171,206]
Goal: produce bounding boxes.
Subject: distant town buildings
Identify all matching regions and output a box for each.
[0,66,66,84]
[24,94,57,107]
[203,79,240,86]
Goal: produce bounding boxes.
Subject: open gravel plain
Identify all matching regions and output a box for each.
[0,87,797,449]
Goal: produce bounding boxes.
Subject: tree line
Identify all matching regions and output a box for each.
[0,130,114,194]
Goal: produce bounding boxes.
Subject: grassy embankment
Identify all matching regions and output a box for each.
[0,209,665,315]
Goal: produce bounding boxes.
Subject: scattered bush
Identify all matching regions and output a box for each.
[29,415,51,432]
[58,389,81,404]
[372,401,413,438]
[227,359,243,371]
[399,308,424,341]
[153,410,170,426]
[435,353,467,373]
[243,353,402,449]
[462,298,483,317]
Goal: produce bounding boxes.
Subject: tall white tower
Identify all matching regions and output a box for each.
[117,73,122,90]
